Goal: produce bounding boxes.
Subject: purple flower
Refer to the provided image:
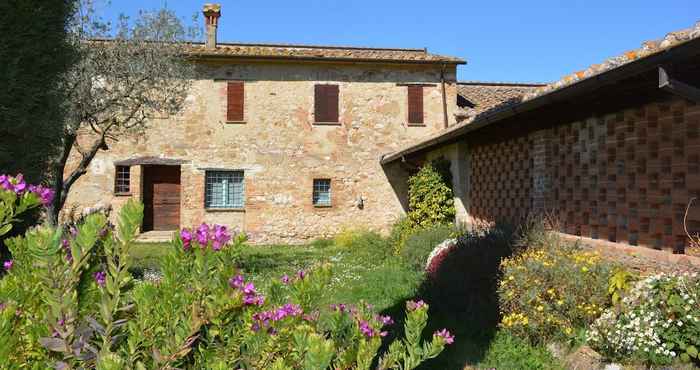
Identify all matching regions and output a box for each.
[229,275,244,289]
[434,329,454,344]
[3,260,12,271]
[211,224,231,250]
[297,270,306,280]
[281,274,290,284]
[407,300,426,311]
[93,271,106,287]
[0,174,27,194]
[28,184,54,206]
[359,320,376,338]
[251,322,260,332]
[242,282,256,295]
[195,223,209,246]
[180,228,193,250]
[376,315,394,326]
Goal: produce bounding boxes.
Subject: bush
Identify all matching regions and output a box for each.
[334,228,393,262]
[480,331,563,370]
[400,224,455,271]
[588,272,700,366]
[498,235,614,344]
[0,184,453,368]
[389,216,415,255]
[423,225,514,315]
[406,161,454,229]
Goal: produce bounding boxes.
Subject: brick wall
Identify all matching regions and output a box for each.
[465,96,700,253]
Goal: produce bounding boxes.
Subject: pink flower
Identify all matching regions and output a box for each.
[376,315,394,326]
[297,270,306,280]
[211,224,231,250]
[180,228,193,250]
[406,300,426,311]
[281,274,290,284]
[195,223,209,246]
[229,275,244,289]
[3,260,13,271]
[358,320,376,338]
[434,329,454,344]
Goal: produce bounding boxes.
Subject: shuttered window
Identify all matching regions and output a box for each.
[407,86,424,125]
[205,171,245,209]
[314,85,339,123]
[227,82,244,122]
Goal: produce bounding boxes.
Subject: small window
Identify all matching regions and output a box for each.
[407,85,424,125]
[205,171,245,209]
[114,166,130,194]
[314,85,339,123]
[313,179,331,207]
[227,81,244,122]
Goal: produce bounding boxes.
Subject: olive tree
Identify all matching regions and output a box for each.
[47,1,199,224]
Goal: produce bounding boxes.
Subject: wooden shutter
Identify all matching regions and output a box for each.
[314,85,339,123]
[407,86,424,125]
[227,81,244,122]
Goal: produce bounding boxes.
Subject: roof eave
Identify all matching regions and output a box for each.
[188,53,466,66]
[380,37,700,165]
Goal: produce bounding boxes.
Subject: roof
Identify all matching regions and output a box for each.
[186,41,465,65]
[381,20,700,164]
[456,81,546,119]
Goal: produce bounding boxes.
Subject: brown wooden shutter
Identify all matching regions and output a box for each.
[314,85,339,123]
[227,81,244,122]
[407,86,424,124]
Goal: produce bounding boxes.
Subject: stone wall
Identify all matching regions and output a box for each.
[64,61,458,244]
[429,95,700,254]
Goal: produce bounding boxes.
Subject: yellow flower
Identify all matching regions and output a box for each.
[581,266,589,272]
[536,305,544,312]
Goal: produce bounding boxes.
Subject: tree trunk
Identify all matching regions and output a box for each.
[47,132,105,226]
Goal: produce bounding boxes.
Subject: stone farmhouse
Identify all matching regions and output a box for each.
[66,3,700,259]
[64,4,464,244]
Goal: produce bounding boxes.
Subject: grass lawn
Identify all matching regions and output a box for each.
[130,239,561,370]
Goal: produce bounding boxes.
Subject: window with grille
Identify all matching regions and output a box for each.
[205,171,245,209]
[313,179,331,207]
[114,166,130,194]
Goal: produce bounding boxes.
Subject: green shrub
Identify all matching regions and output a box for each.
[0,196,452,368]
[389,216,416,255]
[406,161,454,229]
[334,228,393,262]
[400,224,454,271]
[588,272,700,366]
[480,331,563,370]
[498,235,614,344]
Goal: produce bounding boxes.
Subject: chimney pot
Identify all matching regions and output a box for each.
[202,3,221,50]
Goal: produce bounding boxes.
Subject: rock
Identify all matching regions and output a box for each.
[564,345,603,370]
[603,363,622,370]
[546,341,568,360]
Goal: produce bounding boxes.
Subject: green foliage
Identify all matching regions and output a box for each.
[499,234,614,344]
[608,268,636,305]
[389,216,416,255]
[0,200,450,369]
[406,161,455,229]
[400,224,454,271]
[0,0,75,182]
[0,187,42,238]
[480,331,563,370]
[589,272,700,366]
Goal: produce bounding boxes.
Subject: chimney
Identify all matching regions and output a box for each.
[203,3,221,49]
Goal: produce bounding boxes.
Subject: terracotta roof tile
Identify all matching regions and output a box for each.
[456,82,545,120]
[185,42,465,64]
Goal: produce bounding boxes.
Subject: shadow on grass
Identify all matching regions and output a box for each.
[379,226,515,369]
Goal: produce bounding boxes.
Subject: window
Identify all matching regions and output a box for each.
[205,171,245,209]
[314,85,339,123]
[227,81,244,122]
[114,166,130,194]
[313,179,331,207]
[407,85,424,125]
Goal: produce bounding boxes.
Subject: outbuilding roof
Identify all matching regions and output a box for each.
[381,20,700,164]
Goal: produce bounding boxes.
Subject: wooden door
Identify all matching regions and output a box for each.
[143,165,181,231]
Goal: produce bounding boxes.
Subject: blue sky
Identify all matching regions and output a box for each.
[101,0,698,83]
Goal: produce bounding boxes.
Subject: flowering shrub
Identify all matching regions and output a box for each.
[498,237,613,343]
[588,272,700,365]
[0,196,453,368]
[0,173,54,237]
